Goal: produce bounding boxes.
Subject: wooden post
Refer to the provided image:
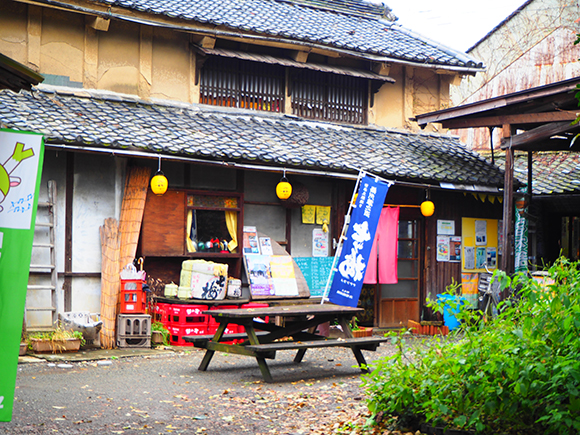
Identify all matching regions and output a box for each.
[500,124,515,273]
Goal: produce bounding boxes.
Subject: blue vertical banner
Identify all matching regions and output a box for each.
[328,175,391,307]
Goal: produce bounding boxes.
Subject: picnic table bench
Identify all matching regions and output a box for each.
[183,303,388,382]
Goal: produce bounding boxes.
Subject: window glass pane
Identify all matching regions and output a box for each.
[398,241,416,258]
[188,195,238,208]
[397,259,418,278]
[398,220,414,238]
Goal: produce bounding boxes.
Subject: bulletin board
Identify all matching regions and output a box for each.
[461,218,499,273]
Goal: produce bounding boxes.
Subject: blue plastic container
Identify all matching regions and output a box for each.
[437,294,467,331]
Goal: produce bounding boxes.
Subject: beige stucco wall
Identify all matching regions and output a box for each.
[371,64,453,131]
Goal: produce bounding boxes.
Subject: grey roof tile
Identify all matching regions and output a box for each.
[89,0,480,69]
[0,86,504,186]
[486,151,580,195]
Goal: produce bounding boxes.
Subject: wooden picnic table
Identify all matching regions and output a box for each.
[183,303,388,382]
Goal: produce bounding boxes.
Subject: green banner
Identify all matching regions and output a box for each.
[514,198,529,273]
[0,129,44,422]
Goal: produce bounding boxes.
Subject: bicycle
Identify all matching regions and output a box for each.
[477,264,502,322]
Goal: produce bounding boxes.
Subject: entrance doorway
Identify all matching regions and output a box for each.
[378,219,421,328]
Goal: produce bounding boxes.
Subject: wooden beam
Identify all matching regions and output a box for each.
[87,16,110,31]
[500,121,579,149]
[200,36,216,49]
[372,62,390,76]
[291,50,309,63]
[442,111,580,129]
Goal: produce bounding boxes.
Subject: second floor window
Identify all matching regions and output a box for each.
[291,70,368,125]
[199,57,284,112]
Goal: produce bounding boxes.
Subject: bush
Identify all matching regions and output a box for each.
[362,257,580,434]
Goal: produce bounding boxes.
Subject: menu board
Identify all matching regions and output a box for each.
[294,257,335,297]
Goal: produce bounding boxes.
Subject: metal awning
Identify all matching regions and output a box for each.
[195,46,395,83]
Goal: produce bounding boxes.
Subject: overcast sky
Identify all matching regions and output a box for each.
[383,0,527,52]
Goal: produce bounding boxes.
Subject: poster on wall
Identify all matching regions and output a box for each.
[259,237,273,255]
[436,236,450,262]
[475,220,487,245]
[437,220,455,235]
[476,247,487,269]
[243,226,260,254]
[464,246,475,269]
[462,218,499,273]
[312,228,328,257]
[449,237,462,262]
[486,247,497,268]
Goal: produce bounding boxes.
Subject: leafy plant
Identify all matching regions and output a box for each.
[151,321,170,346]
[28,326,85,350]
[361,257,580,434]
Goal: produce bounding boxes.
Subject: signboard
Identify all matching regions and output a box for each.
[461,218,498,273]
[327,175,391,307]
[294,257,334,297]
[0,129,44,422]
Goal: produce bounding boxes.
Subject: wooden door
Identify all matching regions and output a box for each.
[378,219,421,328]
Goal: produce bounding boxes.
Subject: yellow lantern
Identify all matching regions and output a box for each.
[276,169,292,200]
[150,155,168,195]
[420,200,435,217]
[151,171,168,195]
[276,178,292,200]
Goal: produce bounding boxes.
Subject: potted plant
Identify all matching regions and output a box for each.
[151,322,169,346]
[29,327,84,353]
[350,317,373,338]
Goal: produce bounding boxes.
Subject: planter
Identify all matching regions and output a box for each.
[351,327,373,338]
[30,338,81,353]
[152,330,164,345]
[19,342,28,356]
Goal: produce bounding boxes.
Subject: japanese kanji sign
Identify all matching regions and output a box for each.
[327,175,390,307]
[0,129,44,422]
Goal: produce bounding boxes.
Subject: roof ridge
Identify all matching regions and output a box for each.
[276,0,396,20]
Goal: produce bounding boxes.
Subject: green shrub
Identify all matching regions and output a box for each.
[362,257,580,434]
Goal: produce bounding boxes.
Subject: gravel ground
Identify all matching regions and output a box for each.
[0,337,431,435]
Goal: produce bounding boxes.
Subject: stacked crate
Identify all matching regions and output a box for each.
[165,304,208,346]
[120,279,147,314]
[117,313,151,348]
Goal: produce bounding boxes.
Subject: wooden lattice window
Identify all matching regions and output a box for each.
[199,57,284,112]
[291,70,368,125]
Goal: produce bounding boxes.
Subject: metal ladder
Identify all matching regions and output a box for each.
[26,180,58,329]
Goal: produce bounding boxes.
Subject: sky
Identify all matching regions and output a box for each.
[382,0,528,52]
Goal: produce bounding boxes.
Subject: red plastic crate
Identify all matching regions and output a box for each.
[153,303,170,326]
[208,324,239,344]
[208,305,239,326]
[121,279,143,292]
[120,290,147,314]
[167,324,207,346]
[167,304,208,326]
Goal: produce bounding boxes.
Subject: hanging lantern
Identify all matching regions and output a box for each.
[420,200,435,217]
[420,188,434,217]
[150,156,168,196]
[276,169,292,200]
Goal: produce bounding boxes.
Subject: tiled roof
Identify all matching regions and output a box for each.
[0,86,504,187]
[481,151,580,195]
[91,0,482,70]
